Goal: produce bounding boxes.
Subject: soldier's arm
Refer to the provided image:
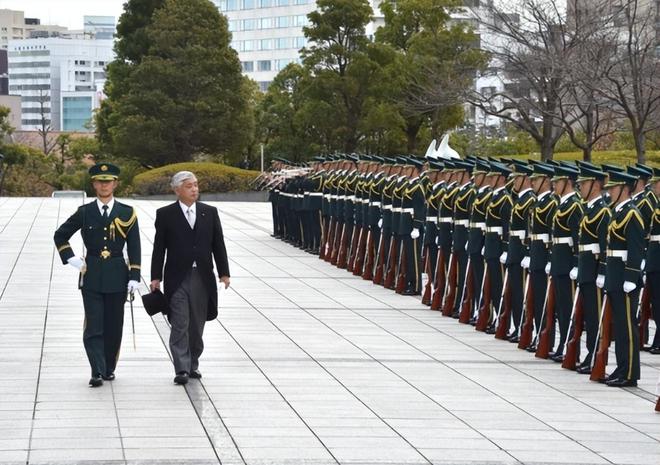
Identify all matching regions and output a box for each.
[624,210,645,284]
[53,207,83,264]
[126,208,141,282]
[570,202,584,266]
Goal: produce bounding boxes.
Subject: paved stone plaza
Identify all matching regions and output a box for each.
[0,197,659,465]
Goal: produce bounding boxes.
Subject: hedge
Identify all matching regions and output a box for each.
[503,150,660,166]
[131,162,260,195]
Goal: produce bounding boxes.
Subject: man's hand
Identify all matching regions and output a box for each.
[127,280,140,294]
[410,228,420,239]
[220,276,230,289]
[150,279,161,292]
[67,256,85,271]
[499,252,507,264]
[623,281,636,293]
[521,256,530,269]
[569,267,578,281]
[545,263,551,275]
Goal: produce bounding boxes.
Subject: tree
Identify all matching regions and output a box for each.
[468,0,577,161]
[35,89,56,155]
[97,0,250,165]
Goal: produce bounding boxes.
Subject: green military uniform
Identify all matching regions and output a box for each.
[422,162,445,301]
[399,159,427,295]
[646,168,660,351]
[451,164,475,315]
[53,163,141,381]
[602,169,645,386]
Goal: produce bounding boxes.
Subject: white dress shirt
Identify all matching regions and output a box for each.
[179,201,197,267]
[97,198,115,217]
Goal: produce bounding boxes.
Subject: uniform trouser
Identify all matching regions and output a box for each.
[552,274,574,355]
[650,272,660,348]
[169,268,209,374]
[531,270,548,337]
[311,210,321,250]
[610,289,641,381]
[452,251,469,314]
[471,254,485,315]
[423,224,438,278]
[271,203,280,236]
[509,265,524,334]
[403,235,422,292]
[487,259,504,323]
[580,282,601,364]
[81,290,125,377]
[380,229,393,276]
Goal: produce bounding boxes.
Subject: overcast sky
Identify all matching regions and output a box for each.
[0,0,126,29]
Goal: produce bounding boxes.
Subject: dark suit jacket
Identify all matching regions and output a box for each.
[150,201,230,321]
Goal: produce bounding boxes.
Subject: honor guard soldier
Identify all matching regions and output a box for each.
[525,163,557,352]
[450,160,475,316]
[574,165,610,373]
[504,162,535,342]
[483,162,513,334]
[54,163,141,387]
[600,169,645,387]
[362,157,388,279]
[547,164,583,362]
[646,168,660,353]
[421,160,445,304]
[399,157,427,295]
[302,157,325,254]
[437,161,460,281]
[374,159,402,285]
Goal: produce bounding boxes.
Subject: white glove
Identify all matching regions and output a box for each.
[127,280,140,294]
[569,267,578,281]
[545,263,551,275]
[67,256,85,271]
[521,256,530,269]
[499,252,507,264]
[643,274,646,285]
[435,236,439,245]
[641,259,646,271]
[377,219,383,229]
[596,274,605,289]
[623,281,636,293]
[481,246,485,256]
[411,228,420,239]
[465,241,469,251]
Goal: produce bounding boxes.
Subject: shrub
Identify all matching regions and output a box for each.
[131,162,260,196]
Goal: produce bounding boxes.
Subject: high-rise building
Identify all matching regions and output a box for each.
[8,37,113,131]
[84,16,116,40]
[0,10,67,48]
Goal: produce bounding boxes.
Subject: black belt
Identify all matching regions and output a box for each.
[88,250,123,259]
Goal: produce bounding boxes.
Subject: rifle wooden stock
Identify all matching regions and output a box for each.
[590,295,612,382]
[421,244,433,305]
[383,238,399,289]
[325,219,338,263]
[518,274,535,349]
[459,259,474,323]
[347,226,362,272]
[354,229,370,276]
[369,231,384,282]
[495,270,512,339]
[430,248,446,310]
[656,397,660,412]
[562,288,583,370]
[475,267,491,331]
[535,277,555,359]
[395,246,407,294]
[638,285,651,349]
[441,253,458,316]
[319,217,328,259]
[336,225,349,268]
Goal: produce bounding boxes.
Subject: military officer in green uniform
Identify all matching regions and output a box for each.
[600,169,645,387]
[54,163,141,387]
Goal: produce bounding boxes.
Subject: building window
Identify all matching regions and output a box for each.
[241,61,254,72]
[258,81,271,92]
[276,0,289,5]
[260,39,273,50]
[295,36,306,48]
[63,96,92,131]
[257,60,271,71]
[243,0,255,8]
[274,58,293,71]
[22,119,51,125]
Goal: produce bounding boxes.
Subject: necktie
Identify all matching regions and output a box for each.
[186,208,194,228]
[102,205,108,219]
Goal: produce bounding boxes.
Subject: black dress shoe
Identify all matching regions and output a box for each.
[401,289,420,296]
[89,376,103,387]
[174,372,189,385]
[468,318,477,326]
[606,378,637,388]
[550,354,564,363]
[649,346,660,355]
[451,311,460,319]
[508,336,520,343]
[525,344,537,353]
[102,373,115,381]
[484,325,496,335]
[189,369,202,379]
[576,365,592,375]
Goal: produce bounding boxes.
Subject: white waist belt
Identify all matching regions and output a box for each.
[650,234,660,242]
[438,217,453,223]
[579,244,600,253]
[470,222,486,230]
[455,220,469,227]
[607,250,628,260]
[383,205,392,210]
[371,201,381,207]
[309,192,323,197]
[531,233,550,242]
[510,230,526,239]
[553,237,573,246]
[347,195,356,201]
[392,207,402,212]
[401,208,414,214]
[486,226,503,234]
[426,216,438,223]
[323,194,331,198]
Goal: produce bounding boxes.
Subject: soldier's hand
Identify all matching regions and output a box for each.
[410,228,420,239]
[150,280,161,291]
[127,280,140,294]
[377,219,383,229]
[596,275,605,289]
[545,263,551,275]
[521,256,530,269]
[569,267,578,281]
[67,256,85,271]
[623,281,636,293]
[220,275,231,289]
[499,252,507,264]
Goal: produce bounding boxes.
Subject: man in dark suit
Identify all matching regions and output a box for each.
[150,171,231,385]
[54,163,141,387]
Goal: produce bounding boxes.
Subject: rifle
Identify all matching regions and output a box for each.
[458,258,473,323]
[337,222,352,269]
[517,272,534,349]
[441,252,458,316]
[395,244,407,294]
[637,285,651,349]
[430,247,446,310]
[371,231,386,284]
[323,218,336,262]
[495,269,513,339]
[421,243,433,305]
[562,287,583,370]
[656,396,660,412]
[331,222,345,265]
[353,228,370,276]
[535,276,555,359]
[590,294,611,382]
[475,264,491,331]
[383,237,399,289]
[319,215,327,259]
[347,225,362,272]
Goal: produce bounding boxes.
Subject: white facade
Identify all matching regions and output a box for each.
[8,38,113,131]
